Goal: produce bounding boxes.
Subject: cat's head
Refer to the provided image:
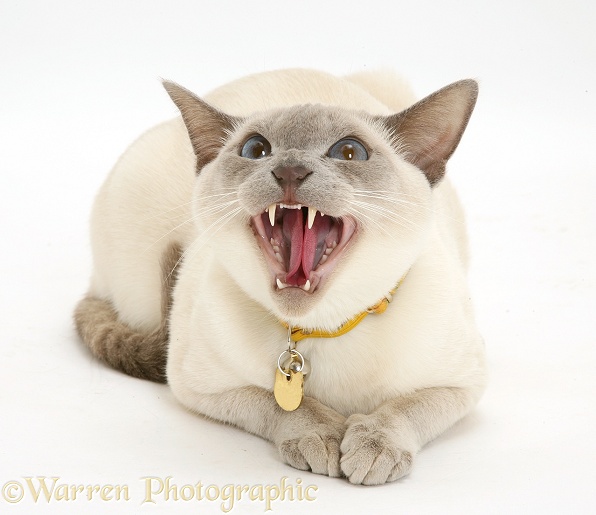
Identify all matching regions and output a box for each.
[164,78,477,330]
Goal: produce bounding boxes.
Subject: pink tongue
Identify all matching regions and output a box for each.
[303,214,330,275]
[284,209,304,284]
[283,210,330,286]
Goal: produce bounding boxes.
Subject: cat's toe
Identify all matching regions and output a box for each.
[341,445,413,485]
[299,432,342,477]
[340,416,415,485]
[279,439,311,471]
[278,425,343,478]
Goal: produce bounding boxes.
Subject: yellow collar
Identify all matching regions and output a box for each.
[283,277,404,342]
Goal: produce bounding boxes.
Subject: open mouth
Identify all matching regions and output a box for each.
[251,204,356,293]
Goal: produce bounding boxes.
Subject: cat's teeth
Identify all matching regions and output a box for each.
[320,254,328,264]
[307,207,317,230]
[276,278,289,290]
[275,252,283,263]
[280,203,301,209]
[325,247,333,256]
[268,204,276,226]
[276,278,310,291]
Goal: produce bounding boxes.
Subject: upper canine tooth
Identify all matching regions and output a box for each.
[307,207,316,229]
[268,204,276,226]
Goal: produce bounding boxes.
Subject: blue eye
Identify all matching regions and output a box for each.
[241,135,272,159]
[327,138,368,161]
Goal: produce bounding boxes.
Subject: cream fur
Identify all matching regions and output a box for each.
[85,68,486,484]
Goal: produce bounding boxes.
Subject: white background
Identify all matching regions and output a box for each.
[1,0,595,513]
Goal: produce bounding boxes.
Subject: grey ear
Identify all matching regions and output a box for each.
[163,81,240,171]
[382,79,478,185]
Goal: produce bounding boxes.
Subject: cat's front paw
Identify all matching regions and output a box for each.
[278,421,345,477]
[340,413,416,485]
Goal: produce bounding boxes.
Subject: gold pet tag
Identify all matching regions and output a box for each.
[274,368,304,411]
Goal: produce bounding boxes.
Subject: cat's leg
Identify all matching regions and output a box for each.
[340,386,479,485]
[174,385,346,477]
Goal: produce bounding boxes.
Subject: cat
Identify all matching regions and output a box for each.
[75,68,487,485]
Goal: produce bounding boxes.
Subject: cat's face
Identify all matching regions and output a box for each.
[164,80,477,329]
[195,105,432,327]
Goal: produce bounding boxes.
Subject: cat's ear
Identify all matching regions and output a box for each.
[382,79,478,185]
[163,81,240,170]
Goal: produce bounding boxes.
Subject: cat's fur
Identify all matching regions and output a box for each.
[75,69,486,485]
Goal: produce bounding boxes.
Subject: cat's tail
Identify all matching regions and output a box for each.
[73,244,182,384]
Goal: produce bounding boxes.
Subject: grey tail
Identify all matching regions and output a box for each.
[74,244,182,384]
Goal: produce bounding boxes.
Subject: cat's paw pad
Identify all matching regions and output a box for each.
[278,424,343,478]
[340,415,414,485]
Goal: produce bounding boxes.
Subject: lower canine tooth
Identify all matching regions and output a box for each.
[302,280,311,292]
[276,278,289,290]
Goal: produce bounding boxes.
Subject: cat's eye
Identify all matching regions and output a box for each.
[241,135,272,159]
[327,138,368,161]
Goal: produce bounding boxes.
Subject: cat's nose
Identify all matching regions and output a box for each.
[272,166,313,202]
[272,166,312,187]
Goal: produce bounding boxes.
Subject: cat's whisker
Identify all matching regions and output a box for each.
[353,192,422,209]
[144,199,240,253]
[353,191,415,201]
[352,190,465,226]
[138,190,238,222]
[353,189,426,200]
[165,206,243,281]
[347,206,399,242]
[352,190,428,212]
[169,206,243,280]
[349,199,421,232]
[191,199,241,217]
[352,189,428,206]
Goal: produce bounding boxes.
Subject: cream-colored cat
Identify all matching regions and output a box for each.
[75,69,486,485]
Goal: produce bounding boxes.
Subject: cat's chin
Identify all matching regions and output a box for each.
[271,286,320,318]
[250,205,357,296]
